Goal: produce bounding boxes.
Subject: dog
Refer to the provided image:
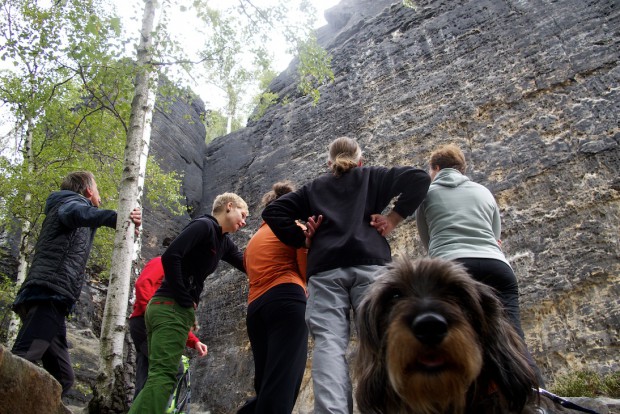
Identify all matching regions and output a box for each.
[354,256,574,414]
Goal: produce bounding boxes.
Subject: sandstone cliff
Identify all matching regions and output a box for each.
[192,0,619,412]
[1,0,618,413]
[140,88,208,261]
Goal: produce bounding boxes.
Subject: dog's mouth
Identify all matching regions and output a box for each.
[413,351,448,372]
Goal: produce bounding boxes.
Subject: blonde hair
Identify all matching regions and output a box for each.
[262,181,295,206]
[328,136,362,176]
[429,144,467,173]
[212,192,248,215]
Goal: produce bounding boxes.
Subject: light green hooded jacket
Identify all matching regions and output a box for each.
[415,168,510,266]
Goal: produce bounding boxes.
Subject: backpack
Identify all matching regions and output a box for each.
[166,355,191,414]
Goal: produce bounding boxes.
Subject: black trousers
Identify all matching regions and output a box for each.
[128,315,149,399]
[12,301,74,396]
[455,257,545,386]
[455,258,525,337]
[238,284,308,414]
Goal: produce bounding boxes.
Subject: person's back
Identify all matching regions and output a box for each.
[415,144,545,386]
[264,163,430,278]
[263,137,430,414]
[19,190,116,304]
[238,181,309,414]
[419,168,505,261]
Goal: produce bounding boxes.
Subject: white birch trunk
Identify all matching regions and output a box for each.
[6,120,34,347]
[93,0,160,410]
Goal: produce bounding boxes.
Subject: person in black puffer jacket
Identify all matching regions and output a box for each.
[11,171,142,397]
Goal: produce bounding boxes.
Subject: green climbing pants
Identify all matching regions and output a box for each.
[128,296,194,414]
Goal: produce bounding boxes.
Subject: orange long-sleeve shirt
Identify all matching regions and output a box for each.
[244,222,307,304]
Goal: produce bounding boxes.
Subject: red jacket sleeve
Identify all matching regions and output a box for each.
[186,331,200,349]
[130,257,165,318]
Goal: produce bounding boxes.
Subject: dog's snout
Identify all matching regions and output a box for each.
[412,312,448,345]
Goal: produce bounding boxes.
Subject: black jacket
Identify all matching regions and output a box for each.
[14,190,117,307]
[262,165,430,277]
[157,215,245,308]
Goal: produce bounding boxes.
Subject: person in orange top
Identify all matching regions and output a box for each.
[237,181,308,414]
[128,256,208,399]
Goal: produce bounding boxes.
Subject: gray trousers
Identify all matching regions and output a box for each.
[305,265,382,414]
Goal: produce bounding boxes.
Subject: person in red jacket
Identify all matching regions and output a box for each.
[128,256,208,399]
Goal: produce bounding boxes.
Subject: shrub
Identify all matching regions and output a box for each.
[549,370,620,398]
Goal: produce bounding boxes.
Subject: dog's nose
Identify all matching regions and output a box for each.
[412,313,448,345]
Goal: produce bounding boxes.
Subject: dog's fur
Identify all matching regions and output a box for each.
[354,257,542,414]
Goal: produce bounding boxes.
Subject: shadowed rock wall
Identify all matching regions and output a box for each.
[141,89,208,261]
[192,0,619,413]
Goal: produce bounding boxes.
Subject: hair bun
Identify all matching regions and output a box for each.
[272,181,295,197]
[262,180,296,206]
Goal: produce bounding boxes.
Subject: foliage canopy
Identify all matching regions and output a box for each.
[0,0,184,279]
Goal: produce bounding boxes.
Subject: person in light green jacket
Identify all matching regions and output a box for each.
[416,143,544,385]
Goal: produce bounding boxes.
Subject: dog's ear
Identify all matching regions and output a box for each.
[356,289,385,354]
[355,291,388,412]
[355,277,404,413]
[476,284,538,412]
[355,265,405,358]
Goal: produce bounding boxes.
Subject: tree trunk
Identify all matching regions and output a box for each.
[7,118,35,348]
[226,114,232,134]
[90,0,160,412]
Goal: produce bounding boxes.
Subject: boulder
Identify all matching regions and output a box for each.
[0,344,71,414]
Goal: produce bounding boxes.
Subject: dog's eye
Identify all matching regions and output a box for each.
[387,289,402,300]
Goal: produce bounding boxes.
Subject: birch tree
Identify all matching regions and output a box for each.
[90,0,161,411]
[0,0,122,345]
[90,0,333,409]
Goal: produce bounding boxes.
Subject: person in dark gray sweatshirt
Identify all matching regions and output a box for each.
[263,137,430,414]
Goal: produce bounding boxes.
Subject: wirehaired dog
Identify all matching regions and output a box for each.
[355,257,543,414]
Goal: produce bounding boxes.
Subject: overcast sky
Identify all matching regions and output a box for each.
[113,0,340,112]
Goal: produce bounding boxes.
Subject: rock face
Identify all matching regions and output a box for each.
[193,0,619,413]
[141,88,208,261]
[0,344,71,414]
[1,0,618,413]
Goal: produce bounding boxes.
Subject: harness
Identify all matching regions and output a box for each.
[538,388,601,414]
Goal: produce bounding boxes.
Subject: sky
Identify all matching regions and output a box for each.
[0,0,341,150]
[113,0,341,113]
